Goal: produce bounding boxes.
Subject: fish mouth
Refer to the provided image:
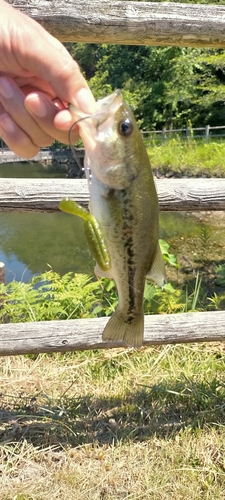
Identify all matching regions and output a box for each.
[97,89,122,110]
[92,90,123,126]
[70,90,125,152]
[69,90,124,138]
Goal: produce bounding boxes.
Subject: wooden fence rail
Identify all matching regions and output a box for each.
[1,123,225,155]
[1,178,225,212]
[10,1,225,48]
[1,311,225,356]
[143,125,225,144]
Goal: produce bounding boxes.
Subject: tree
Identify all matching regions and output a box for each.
[66,42,225,129]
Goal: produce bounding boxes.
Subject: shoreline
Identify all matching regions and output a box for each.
[1,147,225,179]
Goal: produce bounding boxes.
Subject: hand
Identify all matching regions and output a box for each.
[0,0,96,158]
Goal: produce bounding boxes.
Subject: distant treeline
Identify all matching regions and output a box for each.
[65,42,225,132]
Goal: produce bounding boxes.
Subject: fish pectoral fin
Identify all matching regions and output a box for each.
[102,312,144,349]
[146,242,166,287]
[94,264,114,279]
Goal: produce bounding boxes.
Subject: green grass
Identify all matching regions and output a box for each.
[1,344,225,499]
[147,138,225,177]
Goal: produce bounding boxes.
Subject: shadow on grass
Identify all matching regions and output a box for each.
[1,376,225,448]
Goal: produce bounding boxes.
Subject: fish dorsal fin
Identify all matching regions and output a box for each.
[146,243,166,287]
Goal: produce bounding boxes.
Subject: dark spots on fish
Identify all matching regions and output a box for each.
[127,243,135,269]
[119,189,137,318]
[124,235,132,247]
[126,315,135,324]
[106,188,115,199]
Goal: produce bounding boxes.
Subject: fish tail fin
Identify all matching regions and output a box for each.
[102,311,144,349]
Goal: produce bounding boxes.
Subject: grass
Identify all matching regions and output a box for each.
[1,343,225,499]
[147,138,225,177]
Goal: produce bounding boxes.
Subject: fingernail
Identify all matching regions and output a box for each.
[25,94,47,117]
[74,87,97,114]
[54,109,75,129]
[0,113,16,134]
[0,78,14,99]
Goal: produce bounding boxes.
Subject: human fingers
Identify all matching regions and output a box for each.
[0,76,54,148]
[0,112,41,158]
[11,13,95,112]
[1,1,96,113]
[25,92,79,144]
[22,39,96,112]
[24,46,96,114]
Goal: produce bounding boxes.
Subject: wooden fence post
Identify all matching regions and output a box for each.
[0,262,6,284]
[186,126,190,143]
[205,124,210,142]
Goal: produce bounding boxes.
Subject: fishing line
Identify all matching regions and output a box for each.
[68,115,91,172]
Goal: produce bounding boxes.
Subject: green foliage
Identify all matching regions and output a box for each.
[0,240,224,323]
[198,226,212,248]
[144,274,203,315]
[159,238,179,268]
[214,264,225,287]
[65,42,225,130]
[0,271,101,323]
[207,292,225,310]
[91,278,119,318]
[147,138,225,177]
[0,251,205,325]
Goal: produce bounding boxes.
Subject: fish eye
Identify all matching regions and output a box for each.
[118,119,133,137]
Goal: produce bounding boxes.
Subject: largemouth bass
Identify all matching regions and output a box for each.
[60,90,166,348]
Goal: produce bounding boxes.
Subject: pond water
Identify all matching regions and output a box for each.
[1,162,225,288]
[0,161,67,179]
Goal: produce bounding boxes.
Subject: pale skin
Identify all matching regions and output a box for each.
[0,0,96,158]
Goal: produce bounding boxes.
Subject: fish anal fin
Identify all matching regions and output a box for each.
[102,311,144,349]
[147,243,166,287]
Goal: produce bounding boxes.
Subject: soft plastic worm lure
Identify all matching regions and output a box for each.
[59,116,111,272]
[59,198,111,272]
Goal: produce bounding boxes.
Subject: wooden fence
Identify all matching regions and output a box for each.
[142,125,225,144]
[1,0,225,356]
[1,123,225,159]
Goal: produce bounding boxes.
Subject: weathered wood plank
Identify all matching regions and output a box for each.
[0,178,225,212]
[0,311,225,356]
[9,0,225,48]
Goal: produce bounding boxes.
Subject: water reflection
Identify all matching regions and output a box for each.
[0,161,67,179]
[0,211,94,283]
[0,208,208,283]
[0,161,82,282]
